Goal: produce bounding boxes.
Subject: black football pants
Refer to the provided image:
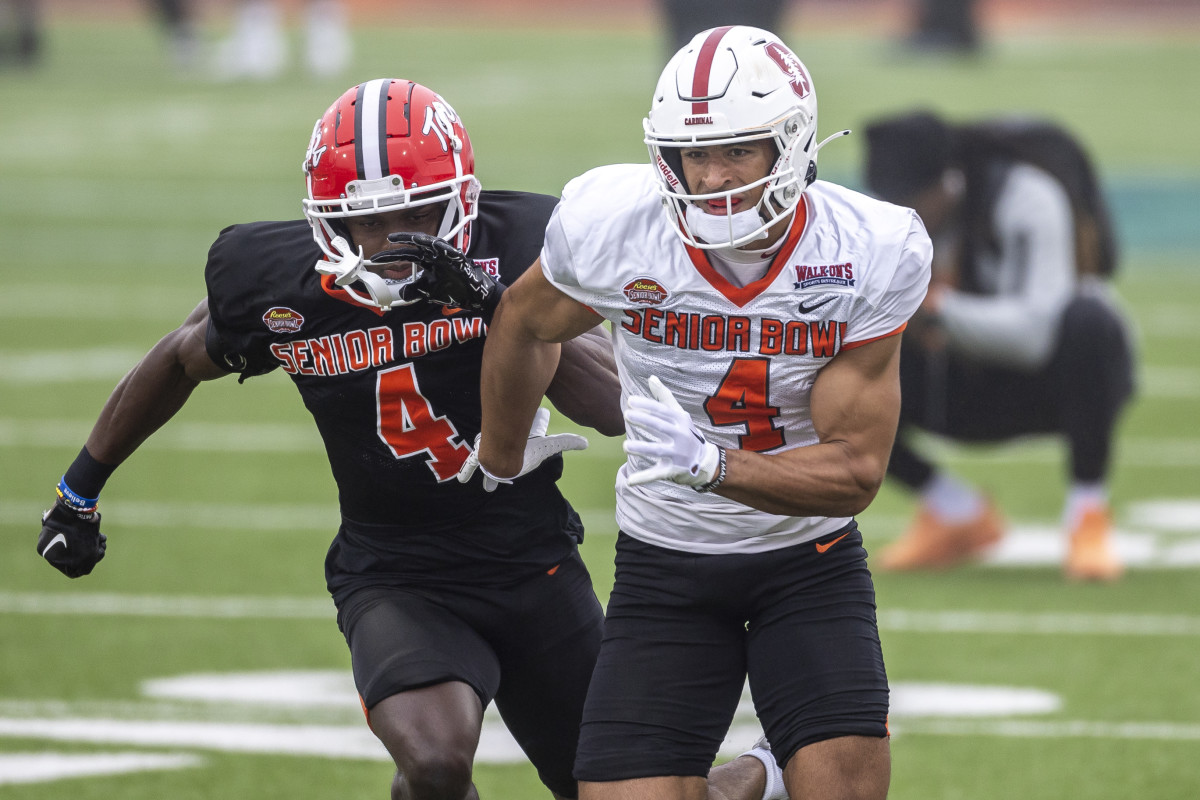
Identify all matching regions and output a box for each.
[888,293,1136,491]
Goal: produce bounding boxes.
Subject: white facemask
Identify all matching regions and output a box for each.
[684,204,770,249]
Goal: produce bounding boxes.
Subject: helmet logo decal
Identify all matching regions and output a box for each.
[689,25,734,115]
[422,99,461,154]
[303,119,327,174]
[623,277,670,306]
[764,42,811,99]
[263,307,306,333]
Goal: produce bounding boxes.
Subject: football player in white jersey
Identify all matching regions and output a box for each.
[466,26,930,800]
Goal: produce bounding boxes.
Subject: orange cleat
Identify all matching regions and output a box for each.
[1064,507,1123,581]
[877,500,1005,571]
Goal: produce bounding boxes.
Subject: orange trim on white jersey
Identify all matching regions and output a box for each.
[682,194,811,308]
[842,321,907,350]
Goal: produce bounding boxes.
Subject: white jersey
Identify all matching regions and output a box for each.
[543,164,931,554]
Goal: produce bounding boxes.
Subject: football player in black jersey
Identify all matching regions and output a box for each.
[36,79,786,800]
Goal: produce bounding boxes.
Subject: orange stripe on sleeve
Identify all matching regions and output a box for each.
[842,321,907,350]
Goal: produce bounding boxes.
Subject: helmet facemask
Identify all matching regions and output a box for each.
[304,171,480,309]
[647,113,813,251]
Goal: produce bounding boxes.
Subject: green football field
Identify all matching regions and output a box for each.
[1,13,1199,799]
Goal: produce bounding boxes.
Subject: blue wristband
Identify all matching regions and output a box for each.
[56,478,99,513]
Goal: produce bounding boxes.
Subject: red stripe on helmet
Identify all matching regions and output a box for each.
[690,26,733,115]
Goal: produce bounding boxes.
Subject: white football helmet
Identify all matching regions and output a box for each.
[644,25,845,251]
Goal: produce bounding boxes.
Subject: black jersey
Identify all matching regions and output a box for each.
[204,191,583,591]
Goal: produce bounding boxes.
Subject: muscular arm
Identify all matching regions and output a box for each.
[479,261,606,477]
[716,333,903,518]
[545,323,623,437]
[85,299,231,466]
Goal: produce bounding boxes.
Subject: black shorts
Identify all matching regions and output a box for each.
[336,548,604,797]
[574,525,888,782]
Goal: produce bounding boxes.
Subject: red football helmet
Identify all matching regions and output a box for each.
[302,79,480,309]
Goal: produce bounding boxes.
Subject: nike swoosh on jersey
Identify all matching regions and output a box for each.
[40,533,68,558]
[797,297,834,315]
[815,532,850,553]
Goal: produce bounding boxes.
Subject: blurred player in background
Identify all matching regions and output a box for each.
[473,25,930,800]
[153,0,351,78]
[213,0,350,79]
[0,0,39,66]
[864,110,1135,581]
[906,0,980,54]
[657,0,788,54]
[36,77,792,800]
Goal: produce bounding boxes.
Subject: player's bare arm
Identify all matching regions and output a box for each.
[479,261,603,477]
[38,299,231,579]
[717,332,903,517]
[85,299,231,466]
[546,324,623,437]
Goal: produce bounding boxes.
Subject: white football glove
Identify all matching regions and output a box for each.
[457,407,589,492]
[623,376,722,489]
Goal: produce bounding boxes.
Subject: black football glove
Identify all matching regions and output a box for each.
[38,500,107,578]
[380,232,504,316]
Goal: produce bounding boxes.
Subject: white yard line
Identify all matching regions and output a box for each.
[0,592,333,619]
[890,718,1200,741]
[2,355,1200,399]
[877,609,1200,636]
[0,752,203,785]
[5,417,1200,467]
[4,590,1200,637]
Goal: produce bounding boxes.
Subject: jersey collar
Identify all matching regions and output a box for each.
[683,194,810,308]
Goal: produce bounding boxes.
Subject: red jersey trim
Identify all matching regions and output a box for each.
[320,273,387,316]
[842,321,907,350]
[683,194,810,309]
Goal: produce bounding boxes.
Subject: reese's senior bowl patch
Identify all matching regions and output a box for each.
[623,277,669,306]
[263,307,305,333]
